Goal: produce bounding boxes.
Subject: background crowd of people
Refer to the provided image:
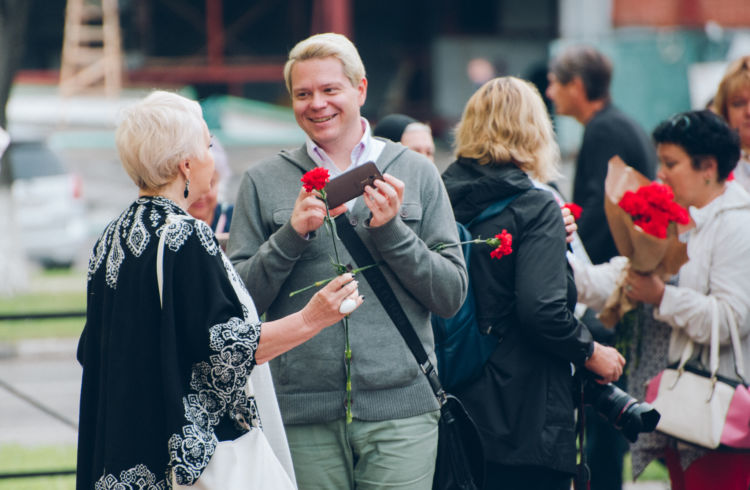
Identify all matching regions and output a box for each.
[75,32,750,490]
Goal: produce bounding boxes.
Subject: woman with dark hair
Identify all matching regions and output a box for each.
[442,76,625,490]
[572,110,750,490]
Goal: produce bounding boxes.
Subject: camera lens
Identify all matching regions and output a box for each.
[583,380,660,442]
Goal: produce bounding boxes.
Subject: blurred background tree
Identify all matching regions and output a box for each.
[0,0,32,129]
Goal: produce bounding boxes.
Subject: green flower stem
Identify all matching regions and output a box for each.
[344,324,353,424]
[289,239,493,298]
[320,189,352,424]
[321,190,345,274]
[288,263,379,297]
[431,238,496,252]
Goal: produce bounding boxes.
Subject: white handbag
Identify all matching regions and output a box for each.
[158,215,296,489]
[646,299,748,449]
[172,427,295,490]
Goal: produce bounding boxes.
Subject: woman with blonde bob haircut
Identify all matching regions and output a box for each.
[76,90,363,489]
[441,76,625,490]
[454,76,560,183]
[712,56,750,192]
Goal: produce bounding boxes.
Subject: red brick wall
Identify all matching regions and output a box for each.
[613,0,750,28]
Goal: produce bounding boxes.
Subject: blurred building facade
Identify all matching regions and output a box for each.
[14,0,750,148]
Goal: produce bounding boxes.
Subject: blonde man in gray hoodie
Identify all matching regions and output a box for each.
[227,33,467,489]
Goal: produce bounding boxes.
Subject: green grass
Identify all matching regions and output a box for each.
[0,317,85,342]
[624,451,670,482]
[0,269,86,342]
[0,290,85,314]
[0,444,76,490]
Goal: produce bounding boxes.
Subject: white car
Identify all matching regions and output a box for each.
[2,141,87,268]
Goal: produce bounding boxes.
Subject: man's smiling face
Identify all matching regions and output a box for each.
[290,56,367,153]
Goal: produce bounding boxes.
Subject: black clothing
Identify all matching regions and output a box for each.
[372,114,418,142]
[442,159,594,475]
[77,197,262,489]
[484,464,572,490]
[573,104,657,265]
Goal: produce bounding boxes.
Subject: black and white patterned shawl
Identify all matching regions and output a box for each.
[76,196,263,489]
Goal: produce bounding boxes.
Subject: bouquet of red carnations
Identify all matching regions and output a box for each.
[598,157,690,327]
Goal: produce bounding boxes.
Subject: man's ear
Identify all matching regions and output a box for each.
[357,77,368,107]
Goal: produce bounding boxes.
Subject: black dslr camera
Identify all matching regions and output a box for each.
[579,374,660,443]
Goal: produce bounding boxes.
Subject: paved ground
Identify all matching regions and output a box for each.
[0,339,80,447]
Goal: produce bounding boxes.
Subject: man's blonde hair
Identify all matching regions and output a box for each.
[283,32,365,93]
[115,91,206,191]
[454,77,560,183]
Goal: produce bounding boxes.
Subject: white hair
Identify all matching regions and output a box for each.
[115,91,206,191]
[403,122,432,136]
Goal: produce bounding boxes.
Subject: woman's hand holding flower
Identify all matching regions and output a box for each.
[364,173,404,227]
[300,273,363,331]
[561,205,578,244]
[624,268,665,306]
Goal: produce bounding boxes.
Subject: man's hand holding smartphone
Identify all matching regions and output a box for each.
[363,174,404,227]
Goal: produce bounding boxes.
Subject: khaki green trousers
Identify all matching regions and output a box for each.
[285,410,440,490]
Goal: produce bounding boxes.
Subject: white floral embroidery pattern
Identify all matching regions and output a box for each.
[195,220,219,256]
[94,464,166,489]
[161,218,193,252]
[127,205,150,257]
[168,317,261,485]
[149,208,161,228]
[105,221,125,289]
[88,197,223,290]
[88,224,112,281]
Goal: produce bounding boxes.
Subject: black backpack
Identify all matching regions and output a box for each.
[431,192,523,392]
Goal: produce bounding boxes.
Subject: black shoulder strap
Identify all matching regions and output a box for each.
[333,214,447,404]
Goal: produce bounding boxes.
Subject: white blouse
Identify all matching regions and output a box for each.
[570,182,750,381]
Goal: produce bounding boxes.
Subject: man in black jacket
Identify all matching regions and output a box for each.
[546,46,657,490]
[547,46,657,265]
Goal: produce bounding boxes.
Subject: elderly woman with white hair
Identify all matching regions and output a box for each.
[75,91,362,489]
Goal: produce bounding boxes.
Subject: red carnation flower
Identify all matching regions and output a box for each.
[489,229,513,259]
[301,167,330,192]
[618,182,689,239]
[562,202,582,220]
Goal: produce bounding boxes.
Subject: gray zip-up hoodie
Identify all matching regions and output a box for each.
[227,141,468,424]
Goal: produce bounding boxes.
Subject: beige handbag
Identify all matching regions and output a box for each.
[645,300,749,449]
[159,215,297,489]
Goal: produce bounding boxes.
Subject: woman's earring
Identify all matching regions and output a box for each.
[184,179,190,199]
[705,178,710,186]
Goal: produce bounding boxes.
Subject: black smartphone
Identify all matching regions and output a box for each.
[325,162,383,208]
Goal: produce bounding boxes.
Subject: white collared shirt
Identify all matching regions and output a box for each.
[304,118,385,210]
